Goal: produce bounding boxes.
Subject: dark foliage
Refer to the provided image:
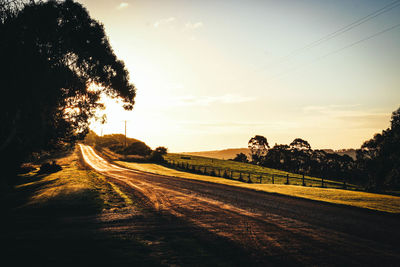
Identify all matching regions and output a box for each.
[232,152,248,163]
[1,0,136,178]
[38,161,62,174]
[123,142,152,156]
[249,107,400,191]
[248,135,269,165]
[356,107,400,191]
[252,138,357,185]
[148,147,167,162]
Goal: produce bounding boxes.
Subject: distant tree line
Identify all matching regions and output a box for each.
[236,106,400,191]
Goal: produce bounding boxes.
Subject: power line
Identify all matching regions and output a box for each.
[257,0,400,72]
[267,22,400,81]
[285,0,400,56]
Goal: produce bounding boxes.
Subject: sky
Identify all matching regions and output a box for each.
[78,0,400,152]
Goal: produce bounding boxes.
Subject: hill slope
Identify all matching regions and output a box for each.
[182,148,250,160]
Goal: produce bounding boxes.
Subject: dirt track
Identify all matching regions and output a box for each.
[80,144,400,266]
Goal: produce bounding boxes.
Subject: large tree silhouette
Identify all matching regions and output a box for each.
[356,107,400,190]
[1,0,136,178]
[248,135,269,165]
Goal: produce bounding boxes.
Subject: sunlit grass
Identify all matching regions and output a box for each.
[17,150,132,212]
[116,161,400,214]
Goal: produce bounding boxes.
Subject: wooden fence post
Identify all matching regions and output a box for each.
[321,177,324,188]
[302,173,305,186]
[286,174,289,185]
[259,175,262,184]
[248,173,251,183]
[272,175,274,184]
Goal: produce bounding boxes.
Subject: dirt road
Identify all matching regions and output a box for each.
[80,144,400,266]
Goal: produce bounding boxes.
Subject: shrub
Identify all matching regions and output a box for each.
[148,146,168,163]
[123,142,152,156]
[38,161,62,174]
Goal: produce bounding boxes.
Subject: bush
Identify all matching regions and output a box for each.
[148,146,168,163]
[38,161,62,174]
[123,142,152,156]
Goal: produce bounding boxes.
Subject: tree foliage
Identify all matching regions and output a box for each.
[1,0,136,175]
[248,107,400,191]
[356,107,400,190]
[248,135,269,165]
[232,152,249,163]
[149,146,168,162]
[290,138,311,151]
[250,137,357,184]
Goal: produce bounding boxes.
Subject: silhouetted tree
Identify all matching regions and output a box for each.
[149,146,168,162]
[232,152,248,163]
[288,138,312,173]
[263,144,290,170]
[1,0,136,179]
[356,107,400,190]
[123,142,152,156]
[290,138,311,151]
[248,135,269,165]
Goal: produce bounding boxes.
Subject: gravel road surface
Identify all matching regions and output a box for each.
[80,144,400,266]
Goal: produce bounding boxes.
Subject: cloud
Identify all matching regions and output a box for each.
[116,2,129,10]
[337,114,391,129]
[302,104,361,114]
[184,22,203,30]
[302,104,390,129]
[153,17,176,28]
[173,94,254,106]
[182,121,298,129]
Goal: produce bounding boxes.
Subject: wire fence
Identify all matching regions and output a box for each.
[165,160,359,190]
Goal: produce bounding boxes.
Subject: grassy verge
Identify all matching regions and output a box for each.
[116,161,400,214]
[11,150,132,214]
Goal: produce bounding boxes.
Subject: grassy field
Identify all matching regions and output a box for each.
[165,153,356,189]
[116,161,400,214]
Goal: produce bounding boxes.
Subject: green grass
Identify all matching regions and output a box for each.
[116,161,400,214]
[165,153,355,189]
[14,150,132,213]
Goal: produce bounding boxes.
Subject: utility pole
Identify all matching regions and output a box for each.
[124,120,127,159]
[124,120,127,149]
